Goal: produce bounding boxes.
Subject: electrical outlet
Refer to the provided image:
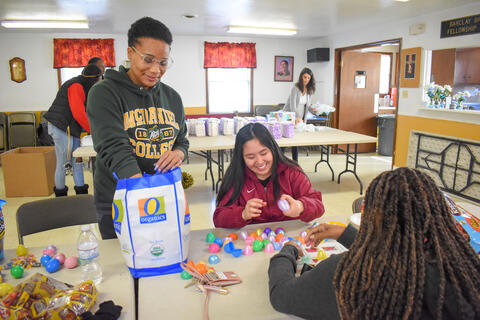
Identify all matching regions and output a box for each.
[402,90,408,98]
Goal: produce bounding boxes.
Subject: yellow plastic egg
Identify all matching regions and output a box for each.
[256,228,263,236]
[16,245,28,257]
[316,249,327,260]
[0,283,14,297]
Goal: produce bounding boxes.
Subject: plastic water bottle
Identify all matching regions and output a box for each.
[77,225,103,285]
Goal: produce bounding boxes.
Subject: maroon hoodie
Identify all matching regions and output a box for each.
[214,162,325,228]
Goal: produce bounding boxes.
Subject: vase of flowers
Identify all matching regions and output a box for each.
[425,83,452,108]
[453,91,470,109]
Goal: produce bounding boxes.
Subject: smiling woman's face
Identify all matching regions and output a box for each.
[243,138,273,180]
[127,37,170,89]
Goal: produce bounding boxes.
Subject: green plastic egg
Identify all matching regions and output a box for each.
[10,265,24,279]
[206,232,216,243]
[180,270,193,280]
[252,240,264,252]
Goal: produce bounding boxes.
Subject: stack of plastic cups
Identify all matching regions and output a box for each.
[282,122,295,138]
[268,122,282,139]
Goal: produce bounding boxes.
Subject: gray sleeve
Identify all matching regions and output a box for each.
[283,86,298,113]
[268,245,342,320]
[337,224,358,249]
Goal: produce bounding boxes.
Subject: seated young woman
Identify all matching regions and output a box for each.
[213,123,325,228]
[268,167,480,320]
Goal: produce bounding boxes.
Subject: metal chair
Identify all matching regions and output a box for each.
[254,105,283,116]
[7,112,37,148]
[16,195,98,245]
[352,196,364,213]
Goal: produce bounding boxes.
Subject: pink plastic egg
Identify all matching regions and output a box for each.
[208,243,221,253]
[277,199,290,212]
[239,231,248,240]
[264,243,275,253]
[54,253,66,265]
[46,245,57,254]
[43,248,55,256]
[64,256,78,269]
[260,233,268,240]
[243,245,253,256]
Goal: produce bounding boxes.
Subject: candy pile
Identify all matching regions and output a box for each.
[180,260,217,280]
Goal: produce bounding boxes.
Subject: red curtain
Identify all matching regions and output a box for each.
[53,38,116,68]
[204,42,256,68]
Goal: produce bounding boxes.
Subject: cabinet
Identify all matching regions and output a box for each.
[454,48,480,84]
[430,49,455,86]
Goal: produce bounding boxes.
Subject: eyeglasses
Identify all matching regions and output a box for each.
[131,46,173,69]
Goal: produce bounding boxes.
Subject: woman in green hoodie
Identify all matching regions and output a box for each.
[87,17,189,239]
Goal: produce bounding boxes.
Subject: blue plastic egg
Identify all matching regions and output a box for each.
[273,242,282,250]
[45,258,61,273]
[224,241,235,253]
[208,254,220,265]
[231,248,243,257]
[214,237,224,248]
[40,254,52,266]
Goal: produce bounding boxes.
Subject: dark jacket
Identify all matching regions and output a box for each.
[44,75,96,137]
[268,225,477,320]
[214,162,325,228]
[86,66,189,206]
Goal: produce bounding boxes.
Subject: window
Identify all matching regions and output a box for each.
[207,68,253,114]
[60,68,83,85]
[379,54,392,94]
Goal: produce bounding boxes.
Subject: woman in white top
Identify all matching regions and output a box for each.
[283,67,316,124]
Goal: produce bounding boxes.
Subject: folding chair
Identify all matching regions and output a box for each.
[254,105,283,116]
[16,195,98,245]
[352,196,364,213]
[7,112,37,148]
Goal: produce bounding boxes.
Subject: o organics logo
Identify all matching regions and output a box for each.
[138,196,166,224]
[112,200,124,234]
[150,244,164,256]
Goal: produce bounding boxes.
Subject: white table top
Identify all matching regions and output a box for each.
[4,240,135,320]
[138,215,350,320]
[73,127,377,157]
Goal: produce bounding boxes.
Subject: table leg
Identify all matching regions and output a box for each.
[337,144,364,194]
[134,277,138,320]
[190,151,215,190]
[215,149,226,193]
[314,145,335,181]
[292,147,298,162]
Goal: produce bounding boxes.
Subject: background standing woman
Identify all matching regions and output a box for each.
[214,123,324,228]
[44,64,102,197]
[283,67,316,124]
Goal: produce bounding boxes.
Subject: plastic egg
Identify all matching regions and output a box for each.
[46,244,57,254]
[275,228,286,235]
[228,233,238,241]
[208,254,220,265]
[263,227,272,235]
[223,237,232,244]
[243,245,253,256]
[180,270,192,280]
[316,249,327,260]
[208,243,221,253]
[300,231,307,238]
[268,231,276,238]
[224,241,235,254]
[231,248,243,257]
[207,267,215,273]
[0,283,14,297]
[40,254,52,266]
[245,236,255,246]
[10,265,24,279]
[45,258,60,273]
[16,245,28,257]
[239,231,248,240]
[264,243,275,253]
[268,235,276,243]
[54,253,66,265]
[196,262,207,274]
[252,240,264,252]
[64,257,79,269]
[260,233,268,240]
[206,232,216,243]
[43,248,55,256]
[275,233,285,242]
[255,228,263,236]
[273,242,282,251]
[277,199,290,212]
[214,238,224,248]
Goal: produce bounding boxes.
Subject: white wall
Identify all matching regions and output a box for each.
[311,2,480,124]
[0,32,311,112]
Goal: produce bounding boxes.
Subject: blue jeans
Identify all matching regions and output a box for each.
[48,123,84,189]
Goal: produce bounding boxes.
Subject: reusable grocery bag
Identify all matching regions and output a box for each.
[112,167,190,278]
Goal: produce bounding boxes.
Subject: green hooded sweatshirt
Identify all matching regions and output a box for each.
[86,66,189,206]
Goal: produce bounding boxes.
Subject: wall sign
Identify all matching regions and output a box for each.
[400,47,422,88]
[441,14,480,38]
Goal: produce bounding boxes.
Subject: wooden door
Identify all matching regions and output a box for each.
[338,51,380,152]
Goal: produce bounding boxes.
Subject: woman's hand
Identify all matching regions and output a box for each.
[279,194,303,218]
[242,198,266,221]
[284,240,304,258]
[154,149,184,173]
[306,223,346,248]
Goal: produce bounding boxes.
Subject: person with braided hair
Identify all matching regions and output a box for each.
[268,167,480,319]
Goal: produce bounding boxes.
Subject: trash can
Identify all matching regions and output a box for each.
[377,114,395,156]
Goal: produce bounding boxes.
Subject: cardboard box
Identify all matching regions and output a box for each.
[1,147,56,197]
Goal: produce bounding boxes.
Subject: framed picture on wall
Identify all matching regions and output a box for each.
[400,47,422,88]
[274,56,294,82]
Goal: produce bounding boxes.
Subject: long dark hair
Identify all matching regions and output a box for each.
[334,167,480,319]
[216,123,299,206]
[295,67,315,95]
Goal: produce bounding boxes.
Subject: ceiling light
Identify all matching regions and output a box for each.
[395,0,409,2]
[227,26,296,36]
[1,19,89,29]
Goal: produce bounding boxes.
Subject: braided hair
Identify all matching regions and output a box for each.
[334,167,480,319]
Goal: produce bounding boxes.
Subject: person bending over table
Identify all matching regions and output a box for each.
[87,17,189,239]
[268,167,480,320]
[213,123,325,228]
